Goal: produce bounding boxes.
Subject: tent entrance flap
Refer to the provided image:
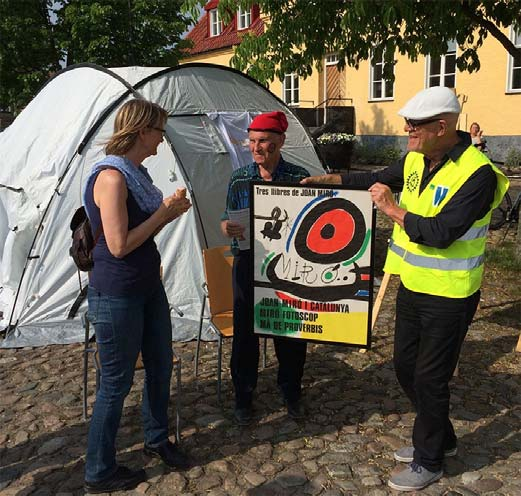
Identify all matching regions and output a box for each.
[168,114,248,250]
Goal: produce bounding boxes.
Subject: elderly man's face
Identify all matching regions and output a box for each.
[403,119,443,155]
[249,130,285,169]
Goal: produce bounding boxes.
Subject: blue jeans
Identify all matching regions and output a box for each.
[85,282,173,483]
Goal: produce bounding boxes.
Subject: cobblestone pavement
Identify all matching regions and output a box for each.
[1,218,520,495]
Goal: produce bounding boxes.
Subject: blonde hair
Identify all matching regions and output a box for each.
[105,99,168,155]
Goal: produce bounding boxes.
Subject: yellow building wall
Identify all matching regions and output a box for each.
[280,70,322,108]
[455,31,519,136]
[182,49,323,110]
[182,50,234,67]
[182,27,519,137]
[342,27,520,137]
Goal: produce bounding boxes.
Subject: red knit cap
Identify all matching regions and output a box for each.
[248,111,288,134]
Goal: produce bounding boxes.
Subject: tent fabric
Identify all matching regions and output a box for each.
[0,63,325,348]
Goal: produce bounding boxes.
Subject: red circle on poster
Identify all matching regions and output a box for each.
[306,209,355,254]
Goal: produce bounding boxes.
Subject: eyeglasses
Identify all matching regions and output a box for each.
[404,117,440,130]
[150,127,166,135]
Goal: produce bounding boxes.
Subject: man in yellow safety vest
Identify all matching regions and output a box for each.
[302,86,509,492]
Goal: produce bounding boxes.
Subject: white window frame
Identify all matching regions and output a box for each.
[507,27,521,93]
[326,53,339,66]
[237,6,251,30]
[426,39,457,88]
[209,9,222,37]
[369,49,394,101]
[282,73,300,106]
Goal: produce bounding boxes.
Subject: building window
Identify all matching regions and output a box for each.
[370,49,394,100]
[209,9,222,37]
[507,28,521,92]
[283,73,299,106]
[326,53,339,66]
[427,39,457,88]
[237,6,251,30]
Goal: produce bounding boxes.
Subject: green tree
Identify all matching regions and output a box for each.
[55,0,192,66]
[184,0,521,85]
[182,0,521,260]
[0,0,194,113]
[0,0,61,113]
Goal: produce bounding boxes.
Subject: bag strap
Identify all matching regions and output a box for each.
[67,285,88,319]
[87,166,113,246]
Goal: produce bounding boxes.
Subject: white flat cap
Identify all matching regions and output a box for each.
[398,86,461,119]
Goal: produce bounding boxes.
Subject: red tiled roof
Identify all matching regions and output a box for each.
[204,0,219,10]
[185,2,264,56]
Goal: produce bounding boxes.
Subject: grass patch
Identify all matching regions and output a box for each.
[485,241,521,272]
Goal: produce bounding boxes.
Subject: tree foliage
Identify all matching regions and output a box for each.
[0,0,194,113]
[0,0,61,112]
[185,0,521,85]
[55,0,192,66]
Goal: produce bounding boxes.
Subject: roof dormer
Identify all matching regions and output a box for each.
[237,6,251,30]
[185,1,263,56]
[208,8,222,37]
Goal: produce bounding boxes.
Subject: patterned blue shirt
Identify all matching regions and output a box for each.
[223,156,310,252]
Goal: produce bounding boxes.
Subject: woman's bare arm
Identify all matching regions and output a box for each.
[94,170,191,258]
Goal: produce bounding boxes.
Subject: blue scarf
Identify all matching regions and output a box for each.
[84,155,163,214]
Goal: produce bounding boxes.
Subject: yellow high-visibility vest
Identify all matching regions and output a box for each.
[383,145,509,298]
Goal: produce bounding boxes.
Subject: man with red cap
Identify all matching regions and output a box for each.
[221,111,311,425]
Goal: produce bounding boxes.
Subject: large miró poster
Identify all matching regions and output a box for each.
[251,182,375,348]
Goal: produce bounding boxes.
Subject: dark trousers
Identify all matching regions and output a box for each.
[231,250,307,408]
[394,283,480,471]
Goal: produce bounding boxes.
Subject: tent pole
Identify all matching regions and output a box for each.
[6,145,85,335]
[6,195,56,334]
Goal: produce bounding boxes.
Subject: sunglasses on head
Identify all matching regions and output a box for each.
[405,117,440,129]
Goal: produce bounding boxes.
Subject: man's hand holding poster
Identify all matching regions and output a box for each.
[251,182,375,348]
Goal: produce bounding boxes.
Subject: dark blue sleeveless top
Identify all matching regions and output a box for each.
[84,169,161,296]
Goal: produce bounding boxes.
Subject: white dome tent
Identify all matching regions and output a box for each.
[0,63,325,347]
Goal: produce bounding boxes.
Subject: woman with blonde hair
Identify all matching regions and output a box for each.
[83,99,191,494]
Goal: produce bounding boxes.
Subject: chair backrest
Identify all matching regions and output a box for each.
[202,246,234,316]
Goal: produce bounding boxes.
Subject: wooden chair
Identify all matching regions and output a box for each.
[195,246,234,403]
[195,246,269,403]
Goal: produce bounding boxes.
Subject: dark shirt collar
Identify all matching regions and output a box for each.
[447,130,472,163]
[424,130,472,172]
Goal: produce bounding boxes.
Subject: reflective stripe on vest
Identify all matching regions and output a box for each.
[456,224,489,241]
[389,240,485,271]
